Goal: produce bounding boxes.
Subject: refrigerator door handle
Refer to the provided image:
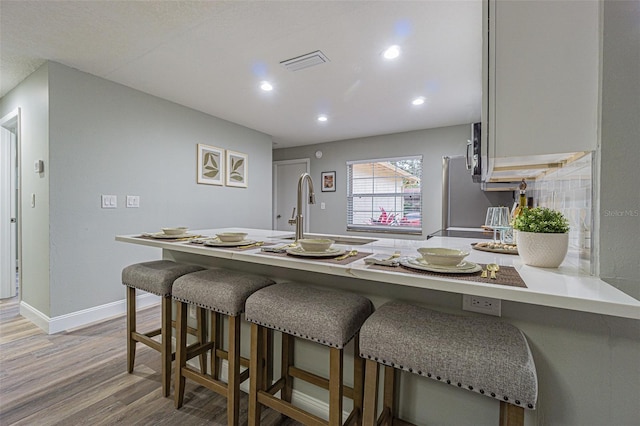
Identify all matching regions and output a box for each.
[465,140,472,170]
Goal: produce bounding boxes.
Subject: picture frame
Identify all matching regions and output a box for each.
[197,144,224,185]
[225,150,248,188]
[321,171,336,192]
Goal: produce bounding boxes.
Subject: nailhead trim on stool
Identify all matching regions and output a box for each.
[172,268,275,426]
[245,282,373,426]
[360,301,538,425]
[122,260,205,397]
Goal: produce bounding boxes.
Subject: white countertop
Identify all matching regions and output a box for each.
[116,228,640,319]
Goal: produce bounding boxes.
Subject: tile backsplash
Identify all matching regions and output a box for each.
[528,152,593,273]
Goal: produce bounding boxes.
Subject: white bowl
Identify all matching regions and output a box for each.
[216,232,248,242]
[298,238,334,252]
[417,247,469,266]
[162,227,188,236]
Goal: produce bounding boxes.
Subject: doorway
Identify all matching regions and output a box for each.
[273,159,310,232]
[1,109,20,300]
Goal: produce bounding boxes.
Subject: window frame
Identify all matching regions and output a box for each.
[346,155,423,235]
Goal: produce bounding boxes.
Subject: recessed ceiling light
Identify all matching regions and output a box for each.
[317,115,328,122]
[412,97,425,106]
[260,81,273,91]
[383,45,401,60]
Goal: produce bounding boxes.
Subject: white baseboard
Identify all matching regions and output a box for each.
[19,293,160,334]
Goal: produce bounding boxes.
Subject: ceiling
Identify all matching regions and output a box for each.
[0,1,482,148]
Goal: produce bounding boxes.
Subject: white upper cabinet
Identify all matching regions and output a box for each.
[482,0,600,181]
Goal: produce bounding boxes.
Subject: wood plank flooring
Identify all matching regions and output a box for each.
[0,297,299,425]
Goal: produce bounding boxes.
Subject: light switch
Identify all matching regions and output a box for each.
[101,195,117,209]
[320,202,326,210]
[31,193,36,208]
[126,195,140,208]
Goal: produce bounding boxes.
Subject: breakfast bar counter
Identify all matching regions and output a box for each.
[116,227,640,320]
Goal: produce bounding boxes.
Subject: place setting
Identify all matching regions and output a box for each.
[139,227,202,241]
[260,238,371,264]
[190,232,268,249]
[366,246,527,288]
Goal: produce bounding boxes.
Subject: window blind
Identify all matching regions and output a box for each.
[346,156,422,234]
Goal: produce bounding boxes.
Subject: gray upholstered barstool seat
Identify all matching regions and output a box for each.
[245,282,373,426]
[360,301,538,426]
[172,268,275,426]
[122,260,205,397]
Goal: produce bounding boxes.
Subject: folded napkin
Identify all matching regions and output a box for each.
[363,256,402,267]
[260,244,292,253]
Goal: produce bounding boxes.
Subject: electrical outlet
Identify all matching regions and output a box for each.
[189,304,196,319]
[462,294,501,316]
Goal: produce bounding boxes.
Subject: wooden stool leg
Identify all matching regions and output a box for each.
[161,296,172,397]
[352,334,364,419]
[281,333,294,403]
[382,365,396,426]
[248,323,264,426]
[174,301,188,408]
[126,286,136,374]
[362,359,379,426]
[211,312,220,380]
[329,347,344,426]
[227,315,241,426]
[197,307,207,374]
[499,402,524,426]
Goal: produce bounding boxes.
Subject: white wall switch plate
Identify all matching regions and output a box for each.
[463,294,502,316]
[101,195,117,209]
[126,195,140,208]
[320,202,326,210]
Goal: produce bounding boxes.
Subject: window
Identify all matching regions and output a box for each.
[347,156,422,234]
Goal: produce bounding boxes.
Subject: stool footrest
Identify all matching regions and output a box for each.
[289,365,355,400]
[182,365,229,397]
[257,390,327,426]
[266,377,286,396]
[132,331,162,352]
[215,348,250,369]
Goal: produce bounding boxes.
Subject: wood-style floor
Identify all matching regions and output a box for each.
[0,297,299,425]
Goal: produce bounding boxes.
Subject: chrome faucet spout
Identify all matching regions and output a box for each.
[291,172,315,241]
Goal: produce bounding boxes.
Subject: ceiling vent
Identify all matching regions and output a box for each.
[280,50,330,72]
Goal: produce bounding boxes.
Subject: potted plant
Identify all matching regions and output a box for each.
[512,207,570,267]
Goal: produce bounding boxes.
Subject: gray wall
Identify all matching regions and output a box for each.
[0,63,51,316]
[1,62,273,318]
[599,0,640,300]
[273,125,471,238]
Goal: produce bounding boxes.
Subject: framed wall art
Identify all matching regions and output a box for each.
[226,150,248,188]
[197,144,224,185]
[321,171,336,192]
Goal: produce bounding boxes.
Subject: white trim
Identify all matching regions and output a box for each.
[19,293,160,334]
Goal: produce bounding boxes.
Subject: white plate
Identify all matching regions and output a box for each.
[401,258,482,274]
[413,258,477,270]
[286,246,346,258]
[203,239,257,247]
[143,232,198,239]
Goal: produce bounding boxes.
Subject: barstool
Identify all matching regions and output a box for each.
[172,268,275,426]
[360,301,538,426]
[245,282,373,426]
[122,260,205,397]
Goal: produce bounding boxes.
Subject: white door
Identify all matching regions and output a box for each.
[0,111,18,299]
[273,159,310,232]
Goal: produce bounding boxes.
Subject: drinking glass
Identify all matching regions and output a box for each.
[485,207,511,242]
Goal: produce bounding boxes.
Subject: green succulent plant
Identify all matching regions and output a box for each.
[513,207,569,233]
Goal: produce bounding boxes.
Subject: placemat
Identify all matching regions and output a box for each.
[367,263,527,288]
[135,234,205,242]
[258,250,373,266]
[187,241,278,251]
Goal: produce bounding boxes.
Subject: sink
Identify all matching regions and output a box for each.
[274,233,377,246]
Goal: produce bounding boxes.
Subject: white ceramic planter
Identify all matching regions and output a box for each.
[516,231,569,268]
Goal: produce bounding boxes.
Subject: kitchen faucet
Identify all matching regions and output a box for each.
[288,172,316,241]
